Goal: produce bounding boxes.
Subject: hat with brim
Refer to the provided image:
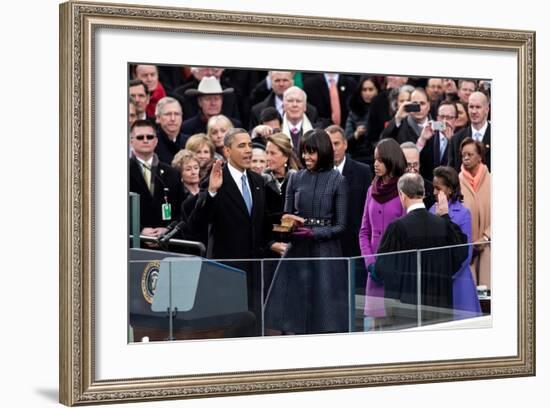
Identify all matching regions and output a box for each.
[184,76,234,97]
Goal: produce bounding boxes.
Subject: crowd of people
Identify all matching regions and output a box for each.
[128,65,492,335]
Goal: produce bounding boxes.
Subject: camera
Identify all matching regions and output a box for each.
[431,121,445,131]
[404,103,421,113]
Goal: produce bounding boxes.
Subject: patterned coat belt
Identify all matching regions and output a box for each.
[303,218,332,226]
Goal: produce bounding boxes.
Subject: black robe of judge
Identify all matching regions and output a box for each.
[374,208,468,324]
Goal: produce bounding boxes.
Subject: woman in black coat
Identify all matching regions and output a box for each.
[345,76,381,165]
[264,129,349,335]
[345,75,381,141]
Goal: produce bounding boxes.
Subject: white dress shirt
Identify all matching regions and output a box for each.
[471,121,489,142]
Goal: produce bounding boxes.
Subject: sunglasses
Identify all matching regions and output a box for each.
[134,134,156,141]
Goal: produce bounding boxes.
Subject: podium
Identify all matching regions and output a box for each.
[129,248,249,341]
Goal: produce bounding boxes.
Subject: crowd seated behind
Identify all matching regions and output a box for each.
[128,66,492,329]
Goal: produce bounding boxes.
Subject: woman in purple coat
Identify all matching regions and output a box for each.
[359,138,406,330]
[430,166,481,319]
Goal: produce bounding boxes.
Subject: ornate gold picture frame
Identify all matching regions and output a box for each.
[59,1,535,405]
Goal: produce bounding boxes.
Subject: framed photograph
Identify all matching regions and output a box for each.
[59,1,535,405]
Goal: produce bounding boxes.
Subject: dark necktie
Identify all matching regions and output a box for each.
[290,127,300,149]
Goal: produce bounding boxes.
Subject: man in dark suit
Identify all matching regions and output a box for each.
[327,125,372,294]
[129,79,154,122]
[414,101,458,180]
[249,71,319,130]
[170,67,241,122]
[281,86,319,153]
[400,142,435,210]
[193,128,274,334]
[129,120,184,241]
[372,173,468,328]
[180,76,241,136]
[380,88,432,146]
[448,91,491,172]
[153,97,188,165]
[303,73,357,128]
[425,78,445,119]
[326,125,372,257]
[199,128,271,259]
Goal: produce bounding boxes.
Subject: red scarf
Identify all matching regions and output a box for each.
[371,176,399,204]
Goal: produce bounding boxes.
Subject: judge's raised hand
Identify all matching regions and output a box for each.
[208,159,224,194]
[435,190,449,216]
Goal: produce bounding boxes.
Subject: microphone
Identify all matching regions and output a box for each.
[163,219,179,232]
[158,220,186,243]
[158,191,206,245]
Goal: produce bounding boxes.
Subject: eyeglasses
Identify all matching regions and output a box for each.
[407,162,420,169]
[133,134,156,141]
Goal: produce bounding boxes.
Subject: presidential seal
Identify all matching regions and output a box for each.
[141,261,160,304]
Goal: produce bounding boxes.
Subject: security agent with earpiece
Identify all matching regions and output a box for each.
[129,119,184,242]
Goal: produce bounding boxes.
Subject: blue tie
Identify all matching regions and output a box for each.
[434,133,447,165]
[440,135,447,163]
[241,174,252,215]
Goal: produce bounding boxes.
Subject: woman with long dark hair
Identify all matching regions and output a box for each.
[454,101,470,133]
[265,129,348,334]
[359,138,406,330]
[345,75,381,140]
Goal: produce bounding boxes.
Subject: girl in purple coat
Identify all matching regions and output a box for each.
[359,138,406,330]
[430,166,481,319]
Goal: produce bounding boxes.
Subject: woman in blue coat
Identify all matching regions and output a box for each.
[264,129,349,334]
[430,166,481,319]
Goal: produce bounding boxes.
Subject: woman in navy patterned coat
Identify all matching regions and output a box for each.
[265,129,349,334]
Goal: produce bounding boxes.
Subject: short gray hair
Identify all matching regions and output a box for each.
[397,173,425,199]
[155,96,182,116]
[224,128,249,147]
[283,86,307,104]
[400,141,419,153]
[325,124,345,139]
